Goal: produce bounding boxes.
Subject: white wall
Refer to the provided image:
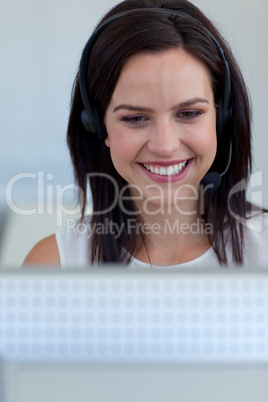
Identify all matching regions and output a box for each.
[0,0,115,207]
[1,0,267,209]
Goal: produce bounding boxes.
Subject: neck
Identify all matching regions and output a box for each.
[133,199,212,266]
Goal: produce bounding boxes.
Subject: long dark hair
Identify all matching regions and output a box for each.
[67,0,252,264]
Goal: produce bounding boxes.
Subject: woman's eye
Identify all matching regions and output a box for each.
[177,110,202,120]
[121,115,148,126]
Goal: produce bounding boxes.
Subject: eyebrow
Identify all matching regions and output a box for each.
[113,97,209,113]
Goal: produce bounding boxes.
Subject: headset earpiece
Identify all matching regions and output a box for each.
[81,109,96,133]
[81,107,107,140]
[216,104,227,136]
[217,105,233,137]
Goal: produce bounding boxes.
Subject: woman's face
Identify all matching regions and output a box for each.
[104,48,217,212]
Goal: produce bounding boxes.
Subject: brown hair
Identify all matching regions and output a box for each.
[67,0,252,264]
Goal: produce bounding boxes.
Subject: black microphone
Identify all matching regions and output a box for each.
[200,141,232,192]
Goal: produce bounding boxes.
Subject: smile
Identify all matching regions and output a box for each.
[142,160,188,176]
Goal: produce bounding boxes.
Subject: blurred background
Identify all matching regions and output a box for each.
[0,0,267,266]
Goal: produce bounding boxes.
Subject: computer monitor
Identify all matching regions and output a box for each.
[0,267,268,402]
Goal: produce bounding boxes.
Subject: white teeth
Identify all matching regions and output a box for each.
[143,161,188,176]
[174,164,179,174]
[166,166,174,176]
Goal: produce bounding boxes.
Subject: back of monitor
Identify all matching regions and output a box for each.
[0,267,267,402]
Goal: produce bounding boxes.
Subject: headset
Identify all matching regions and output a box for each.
[78,8,232,191]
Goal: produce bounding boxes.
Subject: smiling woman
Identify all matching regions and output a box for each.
[104,49,217,201]
[23,0,268,267]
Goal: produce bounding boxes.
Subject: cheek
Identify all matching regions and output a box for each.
[188,128,217,160]
[202,131,217,155]
[106,124,142,160]
[107,132,136,168]
[193,117,217,158]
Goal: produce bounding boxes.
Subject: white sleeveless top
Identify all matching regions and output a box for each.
[55,214,268,268]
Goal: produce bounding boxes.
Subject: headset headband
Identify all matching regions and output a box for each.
[79,7,231,140]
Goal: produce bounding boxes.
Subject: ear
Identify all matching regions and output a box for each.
[104,136,110,147]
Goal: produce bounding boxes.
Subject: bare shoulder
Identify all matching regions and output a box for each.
[23,234,60,266]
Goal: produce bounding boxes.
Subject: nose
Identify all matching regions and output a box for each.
[146,119,181,156]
